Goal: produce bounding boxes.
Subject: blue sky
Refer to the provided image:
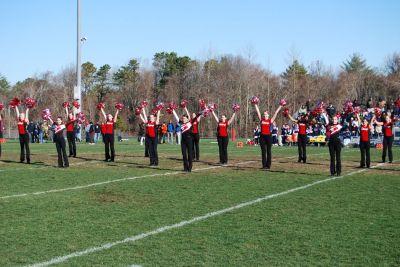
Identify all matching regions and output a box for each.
[1,0,399,84]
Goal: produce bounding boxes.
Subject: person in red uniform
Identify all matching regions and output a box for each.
[48,116,69,168]
[323,112,343,176]
[0,113,3,159]
[100,106,119,162]
[356,113,373,168]
[140,108,161,166]
[14,106,31,163]
[65,105,77,157]
[253,104,282,169]
[211,110,236,165]
[288,113,309,163]
[373,115,394,163]
[184,106,202,161]
[173,109,201,172]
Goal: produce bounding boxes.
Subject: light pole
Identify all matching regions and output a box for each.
[74,0,82,111]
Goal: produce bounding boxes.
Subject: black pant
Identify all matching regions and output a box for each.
[297,134,307,163]
[67,131,76,157]
[382,136,393,162]
[192,133,200,161]
[55,137,69,167]
[146,136,158,165]
[217,136,229,164]
[259,134,272,168]
[144,136,149,157]
[359,141,370,167]
[328,139,341,175]
[19,134,30,162]
[182,133,193,171]
[104,134,115,161]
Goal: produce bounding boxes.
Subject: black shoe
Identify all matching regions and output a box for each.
[389,161,392,163]
[64,165,69,168]
[110,159,114,162]
[69,154,72,157]
[104,159,109,162]
[303,160,306,163]
[73,155,76,158]
[298,159,302,163]
[357,165,364,168]
[20,160,24,163]
[336,172,341,176]
[27,161,30,164]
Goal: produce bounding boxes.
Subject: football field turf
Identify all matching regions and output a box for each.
[0,139,399,266]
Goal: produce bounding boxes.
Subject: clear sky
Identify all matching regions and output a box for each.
[1,0,399,84]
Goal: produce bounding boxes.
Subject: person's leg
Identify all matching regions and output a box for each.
[24,134,30,163]
[217,137,224,163]
[61,138,69,167]
[153,138,159,165]
[382,137,388,162]
[302,135,307,163]
[365,142,370,168]
[110,134,115,161]
[266,135,272,168]
[181,139,188,171]
[328,142,336,175]
[297,137,302,162]
[223,136,229,164]
[335,141,342,176]
[388,136,393,162]
[104,135,110,160]
[55,140,63,167]
[360,141,366,167]
[259,135,267,168]
[19,136,25,162]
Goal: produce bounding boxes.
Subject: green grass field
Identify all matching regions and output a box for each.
[0,138,399,266]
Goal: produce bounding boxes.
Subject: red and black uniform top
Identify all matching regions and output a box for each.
[53,124,66,142]
[327,123,342,142]
[191,118,200,134]
[17,119,29,136]
[104,119,115,135]
[383,122,393,137]
[181,121,193,137]
[360,124,370,142]
[217,121,229,137]
[101,123,106,135]
[298,120,307,135]
[146,121,157,138]
[65,117,76,133]
[260,119,271,135]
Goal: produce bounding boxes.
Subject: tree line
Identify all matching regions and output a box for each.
[0,52,399,138]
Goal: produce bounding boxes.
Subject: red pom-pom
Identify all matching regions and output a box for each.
[42,109,52,120]
[374,107,382,117]
[24,98,36,109]
[152,108,159,115]
[168,102,177,110]
[232,103,240,112]
[9,97,21,108]
[282,107,289,117]
[76,112,86,124]
[115,102,124,111]
[96,102,105,110]
[199,99,207,110]
[155,101,164,111]
[208,103,217,111]
[279,99,287,106]
[250,96,260,105]
[134,107,142,115]
[202,107,211,117]
[166,107,173,114]
[71,100,80,109]
[180,99,188,108]
[0,138,6,144]
[63,101,70,108]
[0,102,4,111]
[140,100,148,108]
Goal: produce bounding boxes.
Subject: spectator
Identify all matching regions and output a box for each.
[175,122,181,145]
[94,122,101,143]
[160,122,167,143]
[85,121,91,143]
[254,125,260,145]
[28,121,35,143]
[167,120,174,144]
[138,122,145,146]
[272,121,278,146]
[89,121,95,144]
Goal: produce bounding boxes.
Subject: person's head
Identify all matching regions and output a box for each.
[181,114,190,123]
[107,114,113,121]
[149,114,155,123]
[220,115,227,122]
[332,116,339,125]
[385,116,392,123]
[263,111,269,119]
[19,112,25,120]
[68,113,74,120]
[56,116,63,125]
[362,118,369,126]
[169,120,172,123]
[192,112,197,119]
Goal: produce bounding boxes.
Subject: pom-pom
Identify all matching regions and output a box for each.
[140,100,148,108]
[0,102,4,111]
[155,101,164,111]
[250,96,260,105]
[208,103,217,111]
[279,99,287,106]
[168,102,177,110]
[343,100,354,113]
[151,108,159,115]
[374,107,382,117]
[199,99,207,110]
[180,99,188,108]
[202,107,211,117]
[25,98,36,109]
[76,112,86,124]
[96,102,105,110]
[232,103,240,112]
[9,97,21,108]
[115,102,124,111]
[166,107,173,114]
[63,101,70,108]
[134,106,142,115]
[42,109,52,120]
[282,107,289,117]
[72,100,80,109]
[0,138,6,144]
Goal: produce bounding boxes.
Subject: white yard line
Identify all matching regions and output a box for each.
[27,162,386,267]
[0,161,255,200]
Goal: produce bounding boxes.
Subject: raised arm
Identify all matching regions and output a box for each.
[65,106,69,119]
[184,107,190,119]
[372,115,383,126]
[15,106,20,119]
[100,108,107,121]
[287,113,298,123]
[322,112,330,126]
[271,106,282,123]
[25,108,30,122]
[139,113,146,124]
[228,113,236,125]
[172,109,180,122]
[211,110,219,123]
[113,109,119,123]
[254,104,262,121]
[356,113,361,125]
[155,110,161,125]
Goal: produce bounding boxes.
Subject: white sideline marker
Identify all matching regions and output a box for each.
[0,161,254,200]
[27,162,385,267]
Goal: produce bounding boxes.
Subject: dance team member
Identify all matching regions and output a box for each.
[140,107,161,166]
[14,104,31,164]
[48,116,69,168]
[253,102,282,169]
[373,115,394,163]
[65,103,77,157]
[183,102,202,161]
[323,112,343,176]
[100,105,119,162]
[356,113,373,168]
[288,113,309,163]
[211,109,236,165]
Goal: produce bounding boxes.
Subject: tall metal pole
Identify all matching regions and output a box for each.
[75,0,82,111]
